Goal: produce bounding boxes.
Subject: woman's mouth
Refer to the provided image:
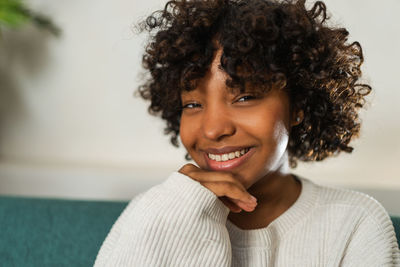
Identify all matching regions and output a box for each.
[204,147,255,171]
[207,148,250,161]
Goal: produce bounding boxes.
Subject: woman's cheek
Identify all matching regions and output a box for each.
[179,119,189,148]
[179,116,198,151]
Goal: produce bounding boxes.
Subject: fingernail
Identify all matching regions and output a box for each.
[244,203,256,211]
[249,195,257,202]
[246,201,257,207]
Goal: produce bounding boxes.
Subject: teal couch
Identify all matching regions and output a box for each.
[1,196,400,267]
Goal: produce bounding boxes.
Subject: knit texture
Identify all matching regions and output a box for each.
[94,171,400,266]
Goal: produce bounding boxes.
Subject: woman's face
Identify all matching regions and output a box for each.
[179,49,296,189]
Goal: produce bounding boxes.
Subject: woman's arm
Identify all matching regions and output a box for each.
[94,171,232,267]
[338,200,400,266]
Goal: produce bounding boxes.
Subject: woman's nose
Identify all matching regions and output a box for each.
[201,106,236,141]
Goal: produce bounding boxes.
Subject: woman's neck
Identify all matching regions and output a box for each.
[227,154,302,230]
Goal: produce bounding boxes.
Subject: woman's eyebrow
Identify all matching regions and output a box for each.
[181,89,201,98]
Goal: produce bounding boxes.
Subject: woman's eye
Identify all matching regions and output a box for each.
[236,95,257,102]
[182,103,201,109]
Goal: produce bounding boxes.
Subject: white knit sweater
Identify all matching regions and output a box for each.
[94,171,400,266]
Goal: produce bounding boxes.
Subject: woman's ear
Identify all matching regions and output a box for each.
[291,109,304,127]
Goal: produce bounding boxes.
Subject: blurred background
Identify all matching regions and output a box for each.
[0,0,399,215]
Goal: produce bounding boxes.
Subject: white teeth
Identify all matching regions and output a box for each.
[208,148,250,162]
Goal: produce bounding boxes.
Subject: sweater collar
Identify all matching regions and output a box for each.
[226,175,318,248]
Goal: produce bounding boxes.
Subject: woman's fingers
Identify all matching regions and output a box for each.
[219,196,242,213]
[220,197,257,213]
[179,164,256,202]
[231,198,258,212]
[202,181,256,203]
[206,181,257,212]
[178,163,257,212]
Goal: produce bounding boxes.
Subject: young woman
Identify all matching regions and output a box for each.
[94,0,400,266]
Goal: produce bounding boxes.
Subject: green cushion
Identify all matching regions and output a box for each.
[0,196,399,267]
[392,216,400,249]
[0,196,127,267]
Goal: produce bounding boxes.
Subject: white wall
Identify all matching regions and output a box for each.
[0,0,399,215]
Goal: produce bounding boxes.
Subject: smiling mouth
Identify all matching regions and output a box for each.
[203,147,255,171]
[207,148,251,162]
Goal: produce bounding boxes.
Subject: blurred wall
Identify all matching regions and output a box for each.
[0,0,399,215]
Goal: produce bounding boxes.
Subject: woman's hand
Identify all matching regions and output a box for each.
[178,163,257,213]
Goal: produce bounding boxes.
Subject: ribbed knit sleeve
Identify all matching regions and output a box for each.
[93,171,231,267]
[338,195,400,267]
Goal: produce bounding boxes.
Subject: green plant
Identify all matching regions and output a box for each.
[0,0,60,36]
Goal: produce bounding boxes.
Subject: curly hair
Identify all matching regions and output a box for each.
[135,0,372,168]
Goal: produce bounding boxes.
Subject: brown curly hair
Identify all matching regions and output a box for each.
[135,0,371,168]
